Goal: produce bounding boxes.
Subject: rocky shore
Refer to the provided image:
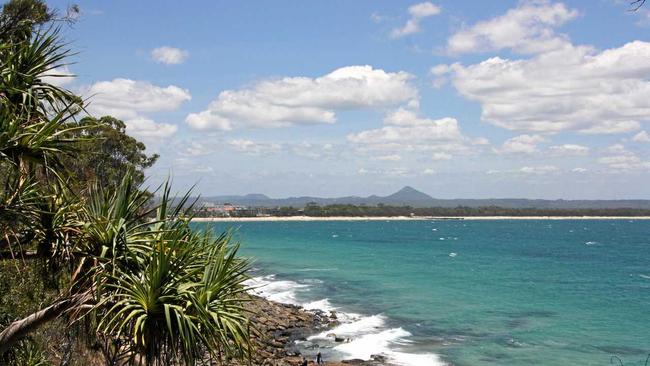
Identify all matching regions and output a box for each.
[229,295,395,366]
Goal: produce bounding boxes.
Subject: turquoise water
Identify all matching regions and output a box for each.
[192,220,650,365]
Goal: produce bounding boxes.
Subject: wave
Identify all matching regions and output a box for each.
[244,274,307,305]
[248,273,446,366]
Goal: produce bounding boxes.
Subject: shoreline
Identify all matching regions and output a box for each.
[192,215,650,222]
[241,294,397,366]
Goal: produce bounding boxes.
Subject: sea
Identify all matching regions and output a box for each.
[191,219,650,366]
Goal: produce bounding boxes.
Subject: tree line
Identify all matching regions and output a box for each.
[212,204,650,217]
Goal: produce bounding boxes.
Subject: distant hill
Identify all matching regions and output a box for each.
[196,186,650,209]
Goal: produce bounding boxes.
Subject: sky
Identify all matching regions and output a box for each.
[45,0,650,199]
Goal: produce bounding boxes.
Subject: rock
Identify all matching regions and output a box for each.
[371,354,388,363]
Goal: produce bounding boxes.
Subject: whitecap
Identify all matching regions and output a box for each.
[639,274,650,280]
[244,275,307,305]
[449,252,457,258]
[303,298,335,312]
[584,241,598,246]
[309,314,386,340]
[333,327,446,366]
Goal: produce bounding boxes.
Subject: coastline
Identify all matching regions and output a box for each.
[241,294,397,366]
[192,215,650,222]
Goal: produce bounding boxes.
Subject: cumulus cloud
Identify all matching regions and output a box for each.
[83,78,191,120]
[431,152,452,161]
[391,2,441,38]
[348,108,463,146]
[125,117,178,138]
[632,130,650,142]
[498,134,546,154]
[598,144,650,171]
[520,165,559,174]
[547,144,589,156]
[376,154,402,161]
[151,46,189,65]
[228,139,282,156]
[447,0,577,55]
[186,65,417,130]
[437,40,650,134]
[347,108,485,161]
[290,142,339,160]
[80,78,190,140]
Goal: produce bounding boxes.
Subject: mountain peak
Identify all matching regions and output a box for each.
[385,186,433,201]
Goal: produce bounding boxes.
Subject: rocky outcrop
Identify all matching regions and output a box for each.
[222,295,393,366]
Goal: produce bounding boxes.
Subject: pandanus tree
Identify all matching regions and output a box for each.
[0,2,253,364]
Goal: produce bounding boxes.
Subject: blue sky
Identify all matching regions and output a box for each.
[47,0,650,199]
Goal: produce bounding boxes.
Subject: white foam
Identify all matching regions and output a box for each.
[309,314,386,340]
[303,298,335,312]
[247,274,446,366]
[334,327,446,366]
[390,351,447,366]
[334,327,409,359]
[639,274,650,280]
[245,275,307,305]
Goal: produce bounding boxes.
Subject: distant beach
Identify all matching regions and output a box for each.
[191,215,650,222]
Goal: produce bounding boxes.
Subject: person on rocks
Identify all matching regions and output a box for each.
[316,351,323,365]
[301,357,308,366]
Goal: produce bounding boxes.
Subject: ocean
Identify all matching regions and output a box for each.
[191,220,650,366]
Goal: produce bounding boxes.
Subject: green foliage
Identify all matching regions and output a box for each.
[10,340,51,366]
[0,4,254,365]
[0,0,52,43]
[89,178,252,365]
[64,116,159,191]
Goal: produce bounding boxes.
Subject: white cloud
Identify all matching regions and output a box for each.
[498,134,546,154]
[633,130,650,142]
[228,139,282,156]
[186,65,417,130]
[447,0,577,55]
[357,168,412,177]
[125,117,177,138]
[520,165,559,174]
[348,108,463,145]
[439,40,650,134]
[598,144,650,171]
[571,167,587,173]
[83,78,191,120]
[290,142,339,160]
[423,168,436,175]
[180,141,214,157]
[151,46,189,65]
[371,12,385,23]
[41,66,74,87]
[391,2,441,38]
[348,108,486,161]
[547,144,589,156]
[377,154,402,161]
[432,152,452,161]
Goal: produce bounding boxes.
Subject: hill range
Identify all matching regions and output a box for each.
[198,186,650,210]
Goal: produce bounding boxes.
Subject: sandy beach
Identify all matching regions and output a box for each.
[191,215,650,222]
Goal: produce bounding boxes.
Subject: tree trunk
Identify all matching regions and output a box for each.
[0,296,79,354]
